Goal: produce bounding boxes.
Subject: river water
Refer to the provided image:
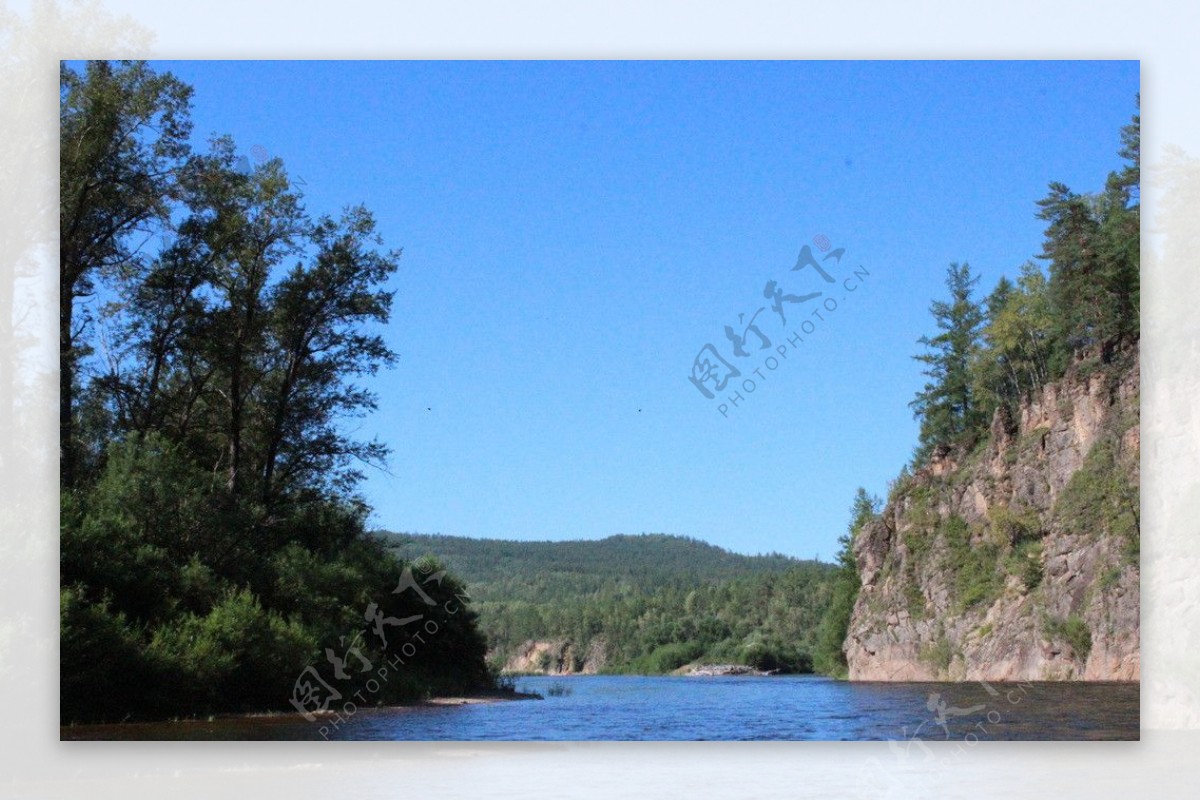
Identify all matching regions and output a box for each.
[62,675,1138,741]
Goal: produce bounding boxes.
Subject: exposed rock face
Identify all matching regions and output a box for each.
[846,348,1139,681]
[500,638,607,674]
[680,664,777,677]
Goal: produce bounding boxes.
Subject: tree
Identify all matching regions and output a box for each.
[258,205,399,511]
[813,488,880,677]
[1037,99,1139,362]
[60,62,492,724]
[972,263,1054,413]
[59,60,193,488]
[1095,98,1140,345]
[1036,182,1103,361]
[1113,93,1140,200]
[909,262,985,460]
[93,139,400,545]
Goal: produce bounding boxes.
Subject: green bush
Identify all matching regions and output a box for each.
[1099,566,1122,591]
[813,570,859,677]
[987,506,1041,547]
[1054,437,1139,559]
[60,587,158,724]
[940,516,1004,612]
[149,589,316,713]
[1045,614,1093,659]
[1004,539,1044,591]
[904,566,927,619]
[267,542,371,632]
[738,635,813,673]
[920,634,953,673]
[638,641,704,673]
[61,436,248,625]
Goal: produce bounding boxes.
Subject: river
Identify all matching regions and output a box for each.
[61,675,1138,741]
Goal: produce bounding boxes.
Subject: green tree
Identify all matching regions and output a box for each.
[59,60,193,488]
[1094,99,1140,345]
[60,61,491,724]
[92,138,400,544]
[1036,182,1103,360]
[1036,99,1139,362]
[813,488,879,677]
[258,205,399,509]
[972,263,1054,413]
[909,262,986,460]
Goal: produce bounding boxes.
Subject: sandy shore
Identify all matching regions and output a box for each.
[401,689,543,707]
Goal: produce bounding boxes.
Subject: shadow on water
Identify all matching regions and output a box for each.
[61,675,1139,741]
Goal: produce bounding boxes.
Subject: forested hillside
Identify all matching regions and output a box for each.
[386,533,836,674]
[386,533,800,600]
[59,61,494,724]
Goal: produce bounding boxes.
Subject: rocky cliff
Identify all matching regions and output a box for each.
[500,638,608,675]
[845,347,1140,681]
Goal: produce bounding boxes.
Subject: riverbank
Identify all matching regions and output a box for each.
[60,689,543,740]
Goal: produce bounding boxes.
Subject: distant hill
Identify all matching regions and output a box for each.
[378,532,806,602]
[374,532,836,675]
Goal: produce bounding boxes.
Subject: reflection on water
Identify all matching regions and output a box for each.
[62,675,1138,741]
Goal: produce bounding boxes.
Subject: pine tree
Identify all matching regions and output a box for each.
[1095,98,1140,345]
[1037,97,1139,364]
[909,262,986,461]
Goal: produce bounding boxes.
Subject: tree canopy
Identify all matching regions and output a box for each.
[909,262,985,460]
[59,61,492,725]
[910,99,1140,461]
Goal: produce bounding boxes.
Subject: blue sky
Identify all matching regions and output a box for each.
[150,60,1138,560]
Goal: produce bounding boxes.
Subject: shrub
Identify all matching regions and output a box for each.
[739,636,813,673]
[904,567,927,619]
[1045,614,1093,659]
[1054,437,1138,558]
[813,570,859,677]
[1004,539,1044,591]
[60,587,157,724]
[920,634,953,674]
[638,641,704,673]
[149,589,316,714]
[987,506,1041,547]
[267,542,371,632]
[1099,566,1122,591]
[940,516,1003,612]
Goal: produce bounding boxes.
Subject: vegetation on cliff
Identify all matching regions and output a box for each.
[838,98,1141,680]
[910,97,1139,463]
[812,489,879,677]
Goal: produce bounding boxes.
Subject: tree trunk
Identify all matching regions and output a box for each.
[60,266,76,489]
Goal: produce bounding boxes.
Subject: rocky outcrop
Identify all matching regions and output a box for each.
[846,347,1140,681]
[500,638,608,675]
[679,664,778,677]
